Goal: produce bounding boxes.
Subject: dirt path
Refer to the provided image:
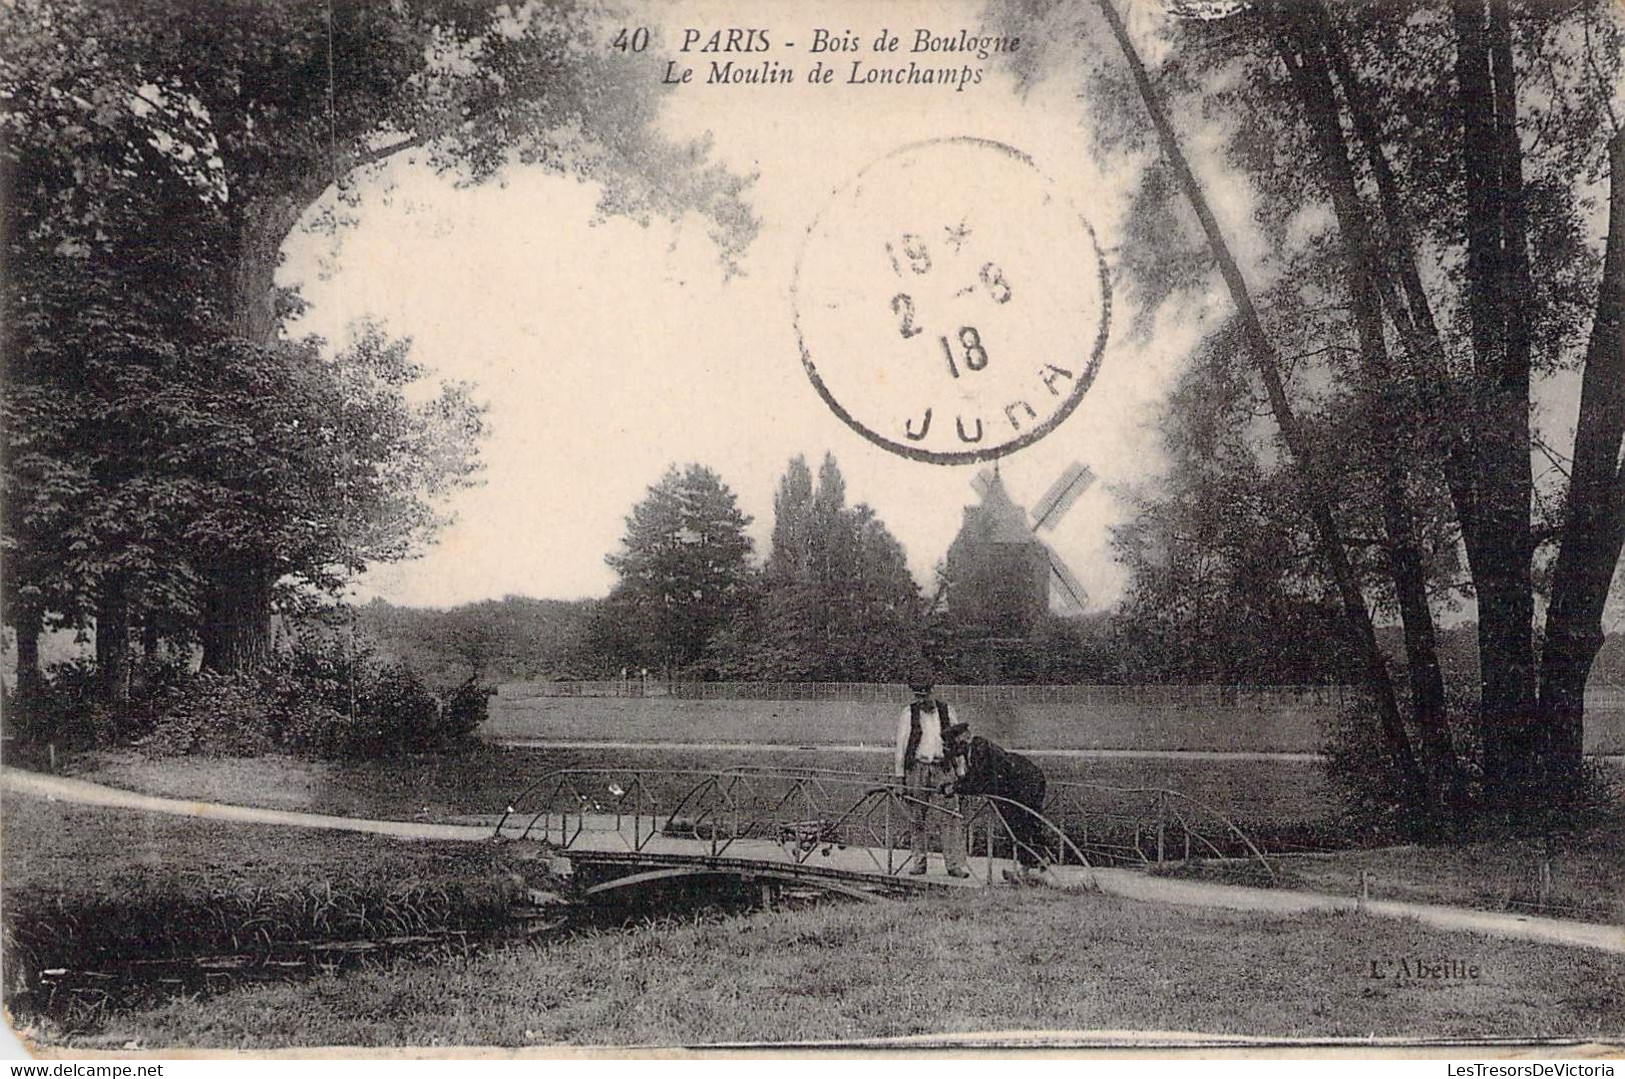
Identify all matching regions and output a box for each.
[1062,867,1625,954]
[6,766,1621,954]
[2,767,496,843]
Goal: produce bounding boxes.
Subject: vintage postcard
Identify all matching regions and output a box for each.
[2,0,1623,1060]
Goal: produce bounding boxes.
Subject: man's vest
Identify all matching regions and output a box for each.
[903,699,951,770]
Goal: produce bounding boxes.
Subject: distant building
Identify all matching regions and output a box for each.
[942,471,1051,642]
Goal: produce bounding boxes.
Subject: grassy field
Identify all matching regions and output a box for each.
[1266,819,1625,925]
[482,696,1340,752]
[482,694,1625,754]
[29,885,1625,1049]
[48,747,1625,919]
[9,758,1625,1049]
[0,794,546,1029]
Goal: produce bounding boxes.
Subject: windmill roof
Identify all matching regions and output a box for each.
[968,471,1038,545]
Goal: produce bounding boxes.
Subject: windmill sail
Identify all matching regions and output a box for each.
[970,467,998,501]
[1031,461,1095,532]
[1043,544,1089,614]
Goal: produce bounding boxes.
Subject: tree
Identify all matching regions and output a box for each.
[766,455,816,582]
[1,0,757,672]
[1001,0,1623,813]
[1112,346,1378,688]
[1,39,227,694]
[718,454,923,680]
[602,465,754,677]
[174,327,486,671]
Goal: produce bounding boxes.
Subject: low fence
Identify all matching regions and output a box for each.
[501,680,1625,710]
[500,680,1359,707]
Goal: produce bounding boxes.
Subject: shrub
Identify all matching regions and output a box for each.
[345,660,446,756]
[4,659,110,751]
[276,629,483,759]
[6,651,202,756]
[1320,689,1483,842]
[138,673,283,757]
[444,678,492,739]
[22,624,481,762]
[1320,685,1623,840]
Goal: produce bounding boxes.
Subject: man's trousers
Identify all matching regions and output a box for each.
[904,760,967,872]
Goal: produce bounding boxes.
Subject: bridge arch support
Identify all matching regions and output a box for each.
[579,863,887,904]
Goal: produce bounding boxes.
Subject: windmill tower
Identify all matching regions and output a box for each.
[972,461,1094,616]
[937,462,1094,680]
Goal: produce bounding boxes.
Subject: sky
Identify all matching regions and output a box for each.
[273,0,1304,611]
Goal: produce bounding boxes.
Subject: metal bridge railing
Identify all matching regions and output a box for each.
[494,766,1276,885]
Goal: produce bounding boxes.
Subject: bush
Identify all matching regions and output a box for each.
[1321,687,1621,840]
[4,653,193,753]
[138,672,286,758]
[13,623,482,762]
[275,629,484,759]
[4,659,111,751]
[1320,689,1482,842]
[444,677,492,738]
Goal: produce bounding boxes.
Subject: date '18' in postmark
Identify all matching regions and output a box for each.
[793,137,1111,464]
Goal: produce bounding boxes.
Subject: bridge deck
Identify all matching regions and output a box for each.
[522,811,1062,891]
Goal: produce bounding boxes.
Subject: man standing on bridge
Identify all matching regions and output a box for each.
[894,678,970,878]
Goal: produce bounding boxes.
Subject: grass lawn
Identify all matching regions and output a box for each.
[36,747,1622,925]
[1,794,541,1022]
[1265,819,1625,925]
[483,693,1625,754]
[482,696,1341,752]
[32,886,1625,1049]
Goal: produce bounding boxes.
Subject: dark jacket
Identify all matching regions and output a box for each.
[950,735,1049,866]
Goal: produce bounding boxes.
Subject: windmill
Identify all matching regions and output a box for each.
[968,460,1095,615]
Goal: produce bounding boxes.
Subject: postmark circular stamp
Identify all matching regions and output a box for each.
[793,137,1111,464]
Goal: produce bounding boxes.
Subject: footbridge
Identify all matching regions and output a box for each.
[495,767,1275,902]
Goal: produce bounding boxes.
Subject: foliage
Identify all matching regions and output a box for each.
[1110,353,1366,685]
[357,595,596,687]
[993,0,1625,809]
[283,627,481,758]
[71,624,484,760]
[597,464,755,676]
[0,0,759,675]
[1321,691,1479,841]
[443,677,493,735]
[137,672,292,758]
[4,654,196,752]
[705,455,923,681]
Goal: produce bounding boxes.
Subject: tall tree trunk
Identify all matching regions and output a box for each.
[201,555,273,674]
[200,195,309,672]
[1537,126,1625,788]
[1454,0,1539,807]
[1094,0,1426,803]
[1319,6,1481,555]
[96,578,131,703]
[1273,5,1455,799]
[12,604,44,699]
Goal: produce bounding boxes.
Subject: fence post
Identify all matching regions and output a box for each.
[885,794,894,875]
[1155,792,1166,864]
[984,811,994,886]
